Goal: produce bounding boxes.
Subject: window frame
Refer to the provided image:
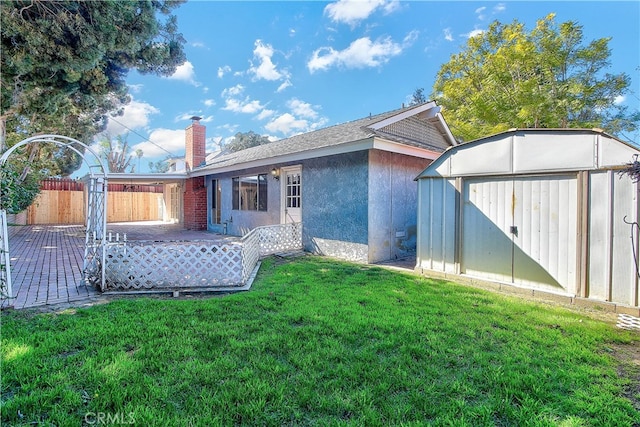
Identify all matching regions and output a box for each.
[231,173,268,212]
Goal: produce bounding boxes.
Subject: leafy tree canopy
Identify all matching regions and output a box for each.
[0,0,185,211]
[409,88,427,106]
[225,131,272,153]
[148,157,171,174]
[1,0,186,172]
[431,13,638,142]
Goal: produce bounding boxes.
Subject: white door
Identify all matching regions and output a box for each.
[281,166,302,224]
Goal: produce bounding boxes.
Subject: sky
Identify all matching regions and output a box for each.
[88,0,640,175]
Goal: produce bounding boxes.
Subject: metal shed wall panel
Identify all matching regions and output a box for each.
[461,178,514,282]
[417,178,457,273]
[599,135,640,168]
[450,138,512,176]
[513,133,595,172]
[511,175,577,292]
[460,175,577,294]
[416,129,640,307]
[588,171,639,306]
[587,171,612,301]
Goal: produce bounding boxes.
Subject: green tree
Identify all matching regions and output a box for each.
[409,88,427,106]
[0,0,186,210]
[97,134,139,173]
[225,131,272,153]
[432,13,637,142]
[148,157,171,173]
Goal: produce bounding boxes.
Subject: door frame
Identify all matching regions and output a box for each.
[280,165,302,224]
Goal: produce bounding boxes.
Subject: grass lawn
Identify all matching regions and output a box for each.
[1,256,639,426]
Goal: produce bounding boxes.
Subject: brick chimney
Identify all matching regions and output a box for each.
[185,116,206,171]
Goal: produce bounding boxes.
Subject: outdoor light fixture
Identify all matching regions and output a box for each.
[271,167,280,180]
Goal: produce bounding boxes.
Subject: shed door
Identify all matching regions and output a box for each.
[462,175,578,293]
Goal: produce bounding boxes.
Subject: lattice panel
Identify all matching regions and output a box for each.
[241,230,260,282]
[104,223,303,292]
[104,240,244,290]
[83,176,107,290]
[256,223,303,255]
[617,314,640,331]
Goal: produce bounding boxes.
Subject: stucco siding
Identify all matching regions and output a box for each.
[368,150,430,263]
[302,151,369,262]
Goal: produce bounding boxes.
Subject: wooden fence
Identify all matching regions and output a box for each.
[26,178,165,224]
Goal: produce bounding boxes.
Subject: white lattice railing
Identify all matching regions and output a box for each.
[104,223,302,292]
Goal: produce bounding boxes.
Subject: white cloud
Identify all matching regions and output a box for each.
[127,83,143,94]
[263,98,327,136]
[277,79,293,93]
[167,61,200,86]
[200,115,214,123]
[104,100,159,136]
[132,128,185,158]
[494,3,506,13]
[307,34,411,73]
[249,40,286,81]
[324,0,399,27]
[203,99,216,107]
[443,28,453,42]
[222,97,265,114]
[219,124,239,135]
[174,112,203,123]
[287,99,319,119]
[614,95,626,105]
[466,29,485,38]
[217,65,231,78]
[221,84,245,98]
[265,113,309,135]
[256,109,276,120]
[191,41,207,48]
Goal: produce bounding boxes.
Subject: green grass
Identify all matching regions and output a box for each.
[1,256,638,426]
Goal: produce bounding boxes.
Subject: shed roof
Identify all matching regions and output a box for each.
[191,101,455,176]
[417,128,640,179]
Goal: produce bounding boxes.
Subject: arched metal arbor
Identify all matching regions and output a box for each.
[0,135,108,304]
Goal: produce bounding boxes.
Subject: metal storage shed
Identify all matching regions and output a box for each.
[416,129,640,309]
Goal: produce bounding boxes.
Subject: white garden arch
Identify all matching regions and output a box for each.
[0,135,108,305]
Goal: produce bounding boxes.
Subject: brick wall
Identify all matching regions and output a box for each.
[185,118,206,171]
[183,177,207,230]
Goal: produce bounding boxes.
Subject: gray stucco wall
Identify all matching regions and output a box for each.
[301,151,370,262]
[368,150,431,263]
[202,149,427,264]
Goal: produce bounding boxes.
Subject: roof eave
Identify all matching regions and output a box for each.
[190,136,442,177]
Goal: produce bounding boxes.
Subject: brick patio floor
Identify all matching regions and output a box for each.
[2,222,226,310]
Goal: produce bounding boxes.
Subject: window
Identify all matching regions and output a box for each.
[211,179,221,224]
[232,174,267,211]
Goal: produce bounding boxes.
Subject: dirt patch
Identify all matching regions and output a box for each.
[611,341,640,413]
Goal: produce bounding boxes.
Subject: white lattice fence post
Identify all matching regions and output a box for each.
[0,210,12,303]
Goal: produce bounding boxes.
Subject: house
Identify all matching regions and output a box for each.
[415,128,640,309]
[183,102,457,263]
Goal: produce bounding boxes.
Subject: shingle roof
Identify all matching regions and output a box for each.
[195,103,448,173]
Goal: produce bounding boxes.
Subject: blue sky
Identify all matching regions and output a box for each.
[93,0,640,174]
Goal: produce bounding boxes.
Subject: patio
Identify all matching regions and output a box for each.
[2,221,230,309]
